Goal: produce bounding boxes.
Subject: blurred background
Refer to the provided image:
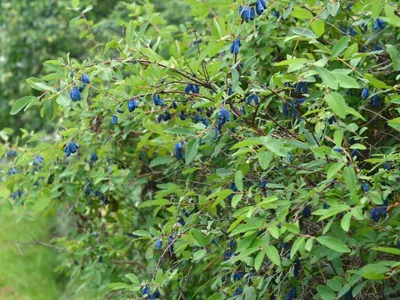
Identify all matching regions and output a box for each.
[0,1,189,298]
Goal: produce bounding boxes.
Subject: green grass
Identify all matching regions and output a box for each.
[0,208,61,300]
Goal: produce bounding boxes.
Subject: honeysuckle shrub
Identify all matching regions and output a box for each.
[2,0,400,299]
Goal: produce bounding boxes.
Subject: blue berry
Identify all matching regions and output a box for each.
[175,142,184,160]
[285,288,296,300]
[361,182,369,192]
[153,94,164,106]
[233,287,243,296]
[155,239,162,249]
[302,205,312,218]
[127,99,139,112]
[361,87,370,100]
[370,206,387,222]
[111,115,118,125]
[81,73,90,84]
[69,141,78,153]
[70,87,82,101]
[374,18,385,31]
[90,153,98,163]
[230,38,241,55]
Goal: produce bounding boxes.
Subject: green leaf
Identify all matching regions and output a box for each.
[291,27,317,39]
[386,45,400,71]
[332,71,359,88]
[265,245,281,266]
[311,19,325,37]
[290,237,305,259]
[190,228,207,247]
[164,127,195,135]
[267,225,280,239]
[383,5,400,27]
[235,171,243,191]
[56,91,71,107]
[325,92,346,119]
[71,0,79,9]
[210,189,233,208]
[150,156,174,168]
[331,37,350,57]
[185,139,199,165]
[131,230,152,238]
[134,20,150,47]
[365,74,391,89]
[254,250,265,271]
[372,247,400,256]
[317,285,336,300]
[125,273,139,284]
[106,282,130,291]
[343,43,358,59]
[26,77,54,92]
[231,194,243,208]
[316,67,338,90]
[327,2,340,16]
[139,199,169,208]
[388,117,400,132]
[126,20,133,48]
[340,212,352,232]
[316,236,351,253]
[371,0,385,20]
[258,151,273,170]
[327,162,345,180]
[10,96,35,115]
[292,8,313,19]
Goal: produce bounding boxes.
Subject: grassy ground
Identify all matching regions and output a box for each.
[0,208,61,300]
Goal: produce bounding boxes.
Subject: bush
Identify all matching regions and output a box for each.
[2,0,400,299]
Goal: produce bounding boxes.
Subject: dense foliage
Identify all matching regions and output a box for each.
[2,0,400,299]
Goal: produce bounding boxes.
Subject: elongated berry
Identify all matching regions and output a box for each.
[302,205,312,218]
[371,94,381,107]
[184,84,193,93]
[70,87,81,101]
[179,111,186,120]
[69,141,78,153]
[64,145,72,157]
[230,38,241,55]
[91,153,98,163]
[127,99,139,112]
[285,288,296,300]
[111,115,118,125]
[155,239,162,249]
[250,7,256,20]
[175,142,184,160]
[152,94,164,106]
[361,182,369,192]
[361,87,370,100]
[370,206,387,222]
[374,18,385,31]
[282,103,289,117]
[81,73,90,84]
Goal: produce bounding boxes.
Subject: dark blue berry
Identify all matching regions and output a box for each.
[70,87,82,101]
[302,205,312,218]
[361,182,369,192]
[230,38,241,55]
[111,115,118,125]
[127,99,139,112]
[81,73,90,84]
[155,239,162,249]
[175,142,184,160]
[91,153,98,163]
[361,87,370,100]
